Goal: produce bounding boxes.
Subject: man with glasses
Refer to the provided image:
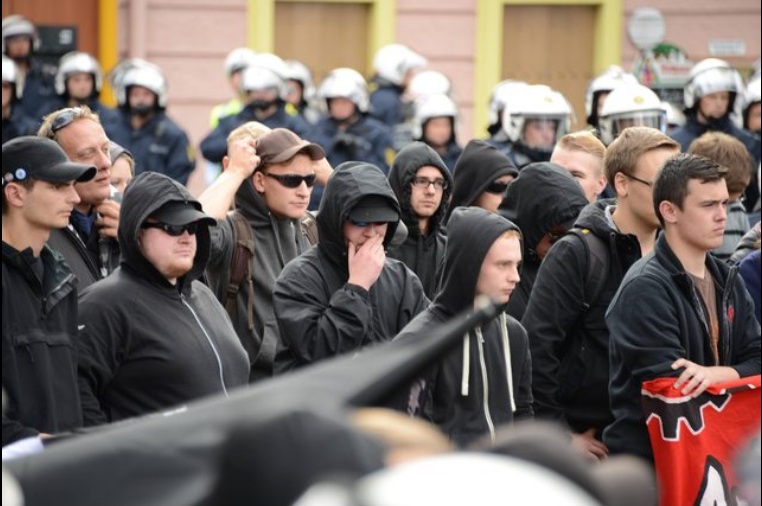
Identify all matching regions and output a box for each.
[200,126,330,381]
[2,136,95,447]
[444,140,517,224]
[521,127,679,461]
[272,161,429,373]
[387,141,453,298]
[38,106,121,290]
[76,171,249,426]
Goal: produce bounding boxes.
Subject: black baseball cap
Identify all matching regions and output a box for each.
[2,136,96,187]
[348,195,399,223]
[149,200,216,227]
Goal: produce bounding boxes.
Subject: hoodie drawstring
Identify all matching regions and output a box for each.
[461,333,470,396]
[500,312,516,413]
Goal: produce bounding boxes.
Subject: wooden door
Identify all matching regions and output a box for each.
[275,2,369,87]
[502,5,595,131]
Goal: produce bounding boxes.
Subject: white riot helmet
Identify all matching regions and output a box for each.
[743,75,761,131]
[584,66,638,127]
[661,101,686,130]
[110,58,153,103]
[683,58,744,112]
[224,47,257,78]
[487,80,528,132]
[2,15,39,54]
[285,59,316,103]
[118,61,168,109]
[412,93,458,141]
[406,70,452,102]
[598,83,665,145]
[373,44,427,87]
[501,84,572,149]
[2,54,18,100]
[318,67,369,113]
[241,53,288,99]
[55,51,103,97]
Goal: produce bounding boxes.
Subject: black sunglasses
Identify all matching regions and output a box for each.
[347,217,388,228]
[263,172,316,188]
[485,180,510,194]
[50,108,79,135]
[141,222,199,236]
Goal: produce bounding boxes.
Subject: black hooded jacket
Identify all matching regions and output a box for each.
[604,234,761,460]
[446,140,518,223]
[499,162,588,320]
[387,142,453,298]
[521,199,642,434]
[206,177,313,381]
[272,162,429,373]
[394,207,533,447]
[76,172,249,426]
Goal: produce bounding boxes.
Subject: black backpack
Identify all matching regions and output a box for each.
[567,228,610,313]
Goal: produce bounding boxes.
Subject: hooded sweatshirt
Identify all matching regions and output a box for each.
[445,140,518,223]
[499,162,588,320]
[76,172,249,426]
[206,176,313,381]
[272,162,429,373]
[394,207,533,447]
[387,142,453,298]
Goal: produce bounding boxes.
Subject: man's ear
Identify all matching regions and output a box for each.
[252,170,266,193]
[3,183,26,209]
[595,174,608,197]
[659,200,679,225]
[221,155,230,171]
[613,172,628,198]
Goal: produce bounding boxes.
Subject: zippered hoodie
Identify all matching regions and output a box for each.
[394,206,533,447]
[76,172,249,426]
[387,142,453,298]
[272,162,429,372]
[604,234,761,460]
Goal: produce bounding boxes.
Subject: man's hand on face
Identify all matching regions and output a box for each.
[95,199,120,239]
[347,234,385,291]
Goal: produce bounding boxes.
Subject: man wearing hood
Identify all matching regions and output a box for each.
[445,140,517,224]
[499,162,588,320]
[395,207,533,447]
[76,172,249,426]
[272,161,429,373]
[521,127,680,461]
[201,126,330,381]
[387,142,452,298]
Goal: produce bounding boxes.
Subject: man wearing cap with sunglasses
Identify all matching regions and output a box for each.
[201,126,330,381]
[271,161,429,373]
[75,171,249,426]
[2,136,96,447]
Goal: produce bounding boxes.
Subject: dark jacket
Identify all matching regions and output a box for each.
[521,200,642,434]
[369,79,404,128]
[395,207,533,447]
[76,172,249,426]
[603,234,761,460]
[387,142,452,298]
[2,105,39,144]
[434,140,463,173]
[206,178,313,381]
[104,109,195,185]
[17,59,57,119]
[272,161,429,372]
[738,249,761,324]
[2,243,83,445]
[499,141,552,170]
[445,140,518,223]
[308,114,394,210]
[200,102,311,164]
[499,162,588,320]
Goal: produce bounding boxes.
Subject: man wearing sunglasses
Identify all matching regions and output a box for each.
[387,141,453,298]
[76,171,249,426]
[444,140,517,224]
[272,161,429,373]
[201,126,329,381]
[2,136,96,447]
[521,127,679,462]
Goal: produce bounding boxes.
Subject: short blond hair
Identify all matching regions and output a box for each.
[603,126,680,189]
[555,131,606,160]
[38,106,102,140]
[226,121,272,147]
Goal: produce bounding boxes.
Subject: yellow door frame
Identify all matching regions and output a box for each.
[247,0,395,77]
[98,0,119,106]
[475,0,622,137]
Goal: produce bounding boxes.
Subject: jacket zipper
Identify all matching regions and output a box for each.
[476,328,496,441]
[180,294,229,396]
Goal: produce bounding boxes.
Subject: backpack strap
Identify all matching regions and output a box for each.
[301,210,319,245]
[226,210,256,332]
[567,228,610,313]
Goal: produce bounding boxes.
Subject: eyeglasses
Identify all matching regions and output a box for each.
[347,218,388,228]
[485,180,510,194]
[411,177,448,191]
[263,172,316,188]
[623,172,653,187]
[50,108,79,135]
[141,222,199,236]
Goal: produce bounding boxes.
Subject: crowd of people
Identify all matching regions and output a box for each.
[3,13,762,506]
